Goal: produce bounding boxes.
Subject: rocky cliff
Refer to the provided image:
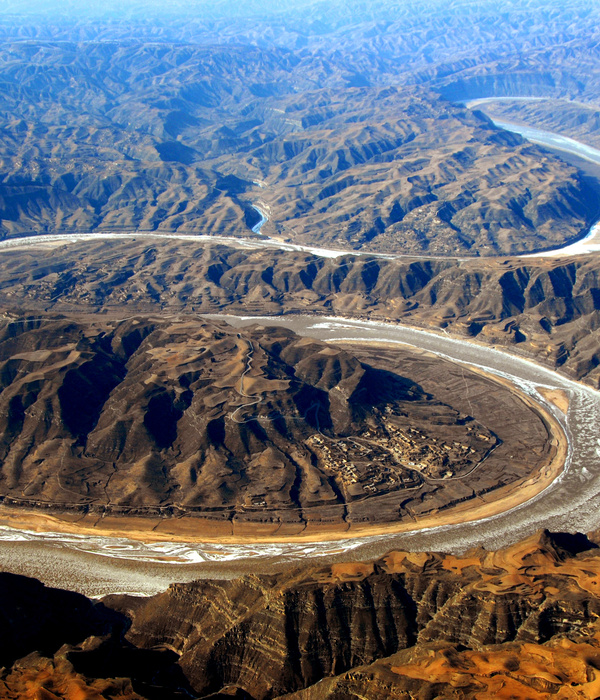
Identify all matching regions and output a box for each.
[2,530,600,699]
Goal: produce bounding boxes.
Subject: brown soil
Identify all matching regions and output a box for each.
[0,376,566,545]
[537,387,570,413]
[0,318,563,540]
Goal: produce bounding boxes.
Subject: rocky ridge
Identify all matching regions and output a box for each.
[2,531,600,698]
[2,238,600,386]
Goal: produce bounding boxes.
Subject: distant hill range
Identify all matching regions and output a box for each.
[0,0,598,254]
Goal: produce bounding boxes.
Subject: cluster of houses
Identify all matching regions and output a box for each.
[307,415,490,493]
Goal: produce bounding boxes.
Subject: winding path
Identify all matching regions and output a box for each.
[229,338,264,423]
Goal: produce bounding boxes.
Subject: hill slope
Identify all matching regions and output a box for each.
[0,315,554,535]
[3,530,600,699]
[2,237,600,387]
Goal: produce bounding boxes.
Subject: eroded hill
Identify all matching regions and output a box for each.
[0,315,556,535]
[2,530,600,698]
[2,237,600,387]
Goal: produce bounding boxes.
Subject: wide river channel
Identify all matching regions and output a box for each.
[0,312,599,597]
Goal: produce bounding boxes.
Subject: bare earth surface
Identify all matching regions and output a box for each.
[2,531,600,699]
[0,316,561,539]
[1,1,600,697]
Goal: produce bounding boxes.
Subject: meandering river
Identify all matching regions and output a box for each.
[1,313,599,596]
[1,113,599,260]
[0,108,600,596]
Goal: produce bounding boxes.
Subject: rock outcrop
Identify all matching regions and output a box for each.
[105,531,600,698]
[3,531,600,699]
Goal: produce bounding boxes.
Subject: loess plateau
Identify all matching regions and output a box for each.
[0,315,558,537]
[1,531,600,698]
[0,1,599,698]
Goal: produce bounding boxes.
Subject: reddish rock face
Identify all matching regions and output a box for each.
[2,530,600,698]
[99,530,600,699]
[0,655,144,700]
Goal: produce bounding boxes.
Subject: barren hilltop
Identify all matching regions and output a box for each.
[0,316,560,538]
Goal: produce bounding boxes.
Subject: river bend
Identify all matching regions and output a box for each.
[1,314,599,596]
[0,110,599,595]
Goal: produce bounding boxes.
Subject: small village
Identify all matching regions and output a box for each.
[306,409,496,497]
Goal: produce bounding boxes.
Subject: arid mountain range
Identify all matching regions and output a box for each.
[0,0,598,254]
[223,89,596,256]
[1,530,600,698]
[2,237,600,387]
